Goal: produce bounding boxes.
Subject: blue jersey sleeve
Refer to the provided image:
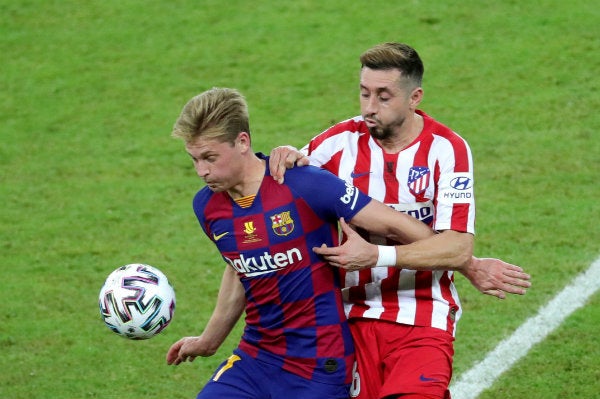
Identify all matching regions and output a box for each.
[283,164,371,222]
[192,187,213,237]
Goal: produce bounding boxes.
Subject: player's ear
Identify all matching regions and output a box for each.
[236,131,252,152]
[409,87,423,109]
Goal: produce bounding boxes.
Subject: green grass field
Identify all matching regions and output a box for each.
[2,1,599,398]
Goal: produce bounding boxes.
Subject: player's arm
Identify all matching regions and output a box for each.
[269,146,309,184]
[314,201,530,298]
[166,266,245,365]
[316,199,473,271]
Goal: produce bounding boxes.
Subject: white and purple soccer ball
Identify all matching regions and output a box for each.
[99,263,176,340]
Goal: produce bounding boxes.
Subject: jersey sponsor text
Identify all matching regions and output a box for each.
[225,248,303,277]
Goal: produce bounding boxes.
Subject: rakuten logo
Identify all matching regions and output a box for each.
[225,248,303,277]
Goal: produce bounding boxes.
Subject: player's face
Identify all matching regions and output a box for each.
[359,67,420,140]
[185,134,244,192]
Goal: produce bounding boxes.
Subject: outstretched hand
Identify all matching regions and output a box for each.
[461,257,531,299]
[166,336,217,366]
[313,218,379,271]
[268,146,310,184]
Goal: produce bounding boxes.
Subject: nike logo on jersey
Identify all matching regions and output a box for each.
[212,231,229,241]
[419,374,439,382]
[350,171,371,178]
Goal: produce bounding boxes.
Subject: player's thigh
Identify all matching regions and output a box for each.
[382,391,452,399]
[198,349,350,399]
[197,351,263,399]
[272,370,351,399]
[383,394,445,399]
[348,319,384,399]
[380,326,454,399]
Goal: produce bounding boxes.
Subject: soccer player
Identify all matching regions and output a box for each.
[165,87,462,399]
[269,43,531,399]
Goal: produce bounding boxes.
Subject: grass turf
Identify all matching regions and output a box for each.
[1,1,598,398]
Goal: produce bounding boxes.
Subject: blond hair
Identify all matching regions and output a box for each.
[172,87,250,144]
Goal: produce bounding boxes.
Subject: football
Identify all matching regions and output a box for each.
[98,263,176,340]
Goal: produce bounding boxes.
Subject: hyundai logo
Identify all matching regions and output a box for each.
[450,176,472,190]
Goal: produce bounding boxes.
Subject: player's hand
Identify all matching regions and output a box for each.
[268,145,309,184]
[462,257,531,299]
[313,218,378,271]
[166,336,217,365]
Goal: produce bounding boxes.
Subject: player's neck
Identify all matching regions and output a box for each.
[378,112,423,153]
[227,156,265,200]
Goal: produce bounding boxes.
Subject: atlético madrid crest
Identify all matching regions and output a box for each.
[270,211,294,236]
[407,166,430,196]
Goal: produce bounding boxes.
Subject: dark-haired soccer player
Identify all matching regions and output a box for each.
[269,42,531,399]
[165,87,457,399]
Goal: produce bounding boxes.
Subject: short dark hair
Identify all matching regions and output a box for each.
[360,42,424,87]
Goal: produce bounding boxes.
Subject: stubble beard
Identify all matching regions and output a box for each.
[366,116,406,141]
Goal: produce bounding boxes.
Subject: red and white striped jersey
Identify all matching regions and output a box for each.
[302,110,475,336]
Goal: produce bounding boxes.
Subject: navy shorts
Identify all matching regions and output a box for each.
[197,349,350,399]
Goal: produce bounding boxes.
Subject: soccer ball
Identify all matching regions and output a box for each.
[99,263,176,340]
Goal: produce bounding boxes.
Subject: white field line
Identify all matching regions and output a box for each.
[450,256,600,399]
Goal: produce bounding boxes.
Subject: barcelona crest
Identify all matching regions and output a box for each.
[270,211,295,236]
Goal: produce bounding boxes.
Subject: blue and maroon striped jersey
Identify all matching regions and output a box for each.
[192,154,371,385]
